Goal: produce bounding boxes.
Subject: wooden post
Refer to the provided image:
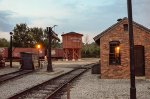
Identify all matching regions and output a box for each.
[65,49,68,61]
[47,27,53,72]
[67,83,70,99]
[78,49,81,61]
[72,49,75,61]
[63,49,66,61]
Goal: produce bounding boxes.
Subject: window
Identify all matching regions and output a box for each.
[123,24,128,31]
[109,41,121,65]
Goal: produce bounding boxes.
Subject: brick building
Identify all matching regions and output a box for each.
[94,17,150,79]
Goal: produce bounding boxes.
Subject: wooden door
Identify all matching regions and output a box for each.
[134,45,145,76]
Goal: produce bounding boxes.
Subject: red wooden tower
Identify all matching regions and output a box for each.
[61,32,83,61]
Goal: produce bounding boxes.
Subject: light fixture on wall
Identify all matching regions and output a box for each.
[115,46,120,57]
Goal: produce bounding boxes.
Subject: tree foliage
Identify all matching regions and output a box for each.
[81,42,100,58]
[13,23,48,48]
[0,38,9,47]
[12,23,61,48]
[30,27,46,47]
[13,23,31,47]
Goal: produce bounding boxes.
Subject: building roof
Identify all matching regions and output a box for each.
[93,17,150,45]
[61,32,83,36]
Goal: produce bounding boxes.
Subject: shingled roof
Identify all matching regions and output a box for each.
[61,32,83,36]
[93,17,150,45]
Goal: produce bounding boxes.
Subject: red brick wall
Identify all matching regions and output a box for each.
[134,27,150,79]
[100,19,150,79]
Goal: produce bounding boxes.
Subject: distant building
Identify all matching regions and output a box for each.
[94,17,150,79]
[62,32,83,61]
[0,48,63,60]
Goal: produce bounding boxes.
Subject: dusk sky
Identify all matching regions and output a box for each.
[0,0,150,42]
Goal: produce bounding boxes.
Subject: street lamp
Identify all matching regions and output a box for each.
[37,44,41,49]
[9,32,13,68]
[36,44,41,68]
[127,0,136,98]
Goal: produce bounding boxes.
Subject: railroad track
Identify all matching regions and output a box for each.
[0,70,33,84]
[8,68,89,99]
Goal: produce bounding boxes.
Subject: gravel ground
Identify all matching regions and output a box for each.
[0,67,73,99]
[61,70,150,99]
[0,67,19,75]
[0,59,99,99]
[53,58,99,68]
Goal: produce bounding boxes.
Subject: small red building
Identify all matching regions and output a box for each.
[94,17,150,79]
[61,32,83,61]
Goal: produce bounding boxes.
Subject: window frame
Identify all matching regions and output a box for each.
[123,24,128,32]
[109,41,121,65]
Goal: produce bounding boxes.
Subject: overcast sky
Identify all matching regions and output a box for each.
[0,0,150,42]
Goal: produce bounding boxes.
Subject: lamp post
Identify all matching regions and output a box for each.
[37,44,41,68]
[46,27,53,72]
[9,32,13,68]
[127,0,136,98]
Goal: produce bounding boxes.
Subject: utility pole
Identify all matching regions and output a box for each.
[127,0,136,98]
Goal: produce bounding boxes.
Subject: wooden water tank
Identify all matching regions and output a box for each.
[61,32,83,61]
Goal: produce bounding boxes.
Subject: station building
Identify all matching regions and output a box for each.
[94,17,150,79]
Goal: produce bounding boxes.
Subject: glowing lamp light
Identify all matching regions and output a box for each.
[37,44,41,49]
[115,46,120,54]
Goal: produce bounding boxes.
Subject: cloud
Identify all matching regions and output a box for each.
[132,0,150,28]
[50,0,127,34]
[0,10,14,32]
[0,0,150,43]
[0,10,31,32]
[0,0,127,34]
[0,32,10,40]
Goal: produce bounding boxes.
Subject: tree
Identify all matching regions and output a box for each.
[83,34,90,55]
[12,23,60,48]
[81,42,100,58]
[52,41,62,48]
[84,34,90,44]
[30,28,60,48]
[13,24,47,48]
[0,38,9,47]
[13,23,30,47]
[30,27,46,47]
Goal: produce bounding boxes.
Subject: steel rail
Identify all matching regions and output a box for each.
[0,70,33,84]
[47,68,88,99]
[9,63,96,99]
